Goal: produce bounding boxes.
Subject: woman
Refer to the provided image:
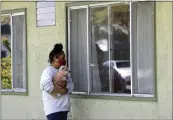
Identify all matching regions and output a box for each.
[40,43,74,120]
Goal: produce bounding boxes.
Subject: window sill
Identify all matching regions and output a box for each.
[1,89,28,96]
[70,93,157,102]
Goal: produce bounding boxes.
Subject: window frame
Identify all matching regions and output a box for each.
[66,2,157,101]
[1,8,28,96]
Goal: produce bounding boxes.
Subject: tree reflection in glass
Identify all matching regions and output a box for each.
[90,3,131,94]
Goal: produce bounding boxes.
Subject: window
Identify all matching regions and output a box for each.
[1,9,27,93]
[67,2,155,97]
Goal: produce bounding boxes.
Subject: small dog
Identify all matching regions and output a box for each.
[53,66,69,96]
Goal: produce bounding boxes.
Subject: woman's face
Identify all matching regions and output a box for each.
[53,52,66,68]
[58,52,66,66]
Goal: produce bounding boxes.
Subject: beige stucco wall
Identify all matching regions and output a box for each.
[1,1,67,119]
[1,2,172,119]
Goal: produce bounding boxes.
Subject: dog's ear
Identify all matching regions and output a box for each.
[59,66,65,71]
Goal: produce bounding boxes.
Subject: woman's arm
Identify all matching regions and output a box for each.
[40,68,65,95]
[51,87,67,95]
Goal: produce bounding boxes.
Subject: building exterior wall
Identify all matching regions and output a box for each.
[1,2,67,119]
[1,2,172,119]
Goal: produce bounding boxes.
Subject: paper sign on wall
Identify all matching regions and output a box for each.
[36,1,56,27]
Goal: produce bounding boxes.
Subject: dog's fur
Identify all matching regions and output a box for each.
[53,66,69,89]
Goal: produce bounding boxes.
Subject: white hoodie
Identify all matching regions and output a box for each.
[40,66,74,116]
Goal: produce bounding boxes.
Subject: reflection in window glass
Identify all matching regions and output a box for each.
[111,4,131,93]
[1,15,12,89]
[90,4,131,94]
[116,61,130,68]
[90,7,109,93]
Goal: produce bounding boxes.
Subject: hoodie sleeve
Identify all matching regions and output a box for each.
[40,68,54,93]
[66,75,74,94]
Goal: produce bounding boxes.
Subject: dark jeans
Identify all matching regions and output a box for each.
[46,111,68,120]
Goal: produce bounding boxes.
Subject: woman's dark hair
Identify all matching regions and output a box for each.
[48,43,63,63]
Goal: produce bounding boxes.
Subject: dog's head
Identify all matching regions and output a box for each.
[59,66,69,76]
